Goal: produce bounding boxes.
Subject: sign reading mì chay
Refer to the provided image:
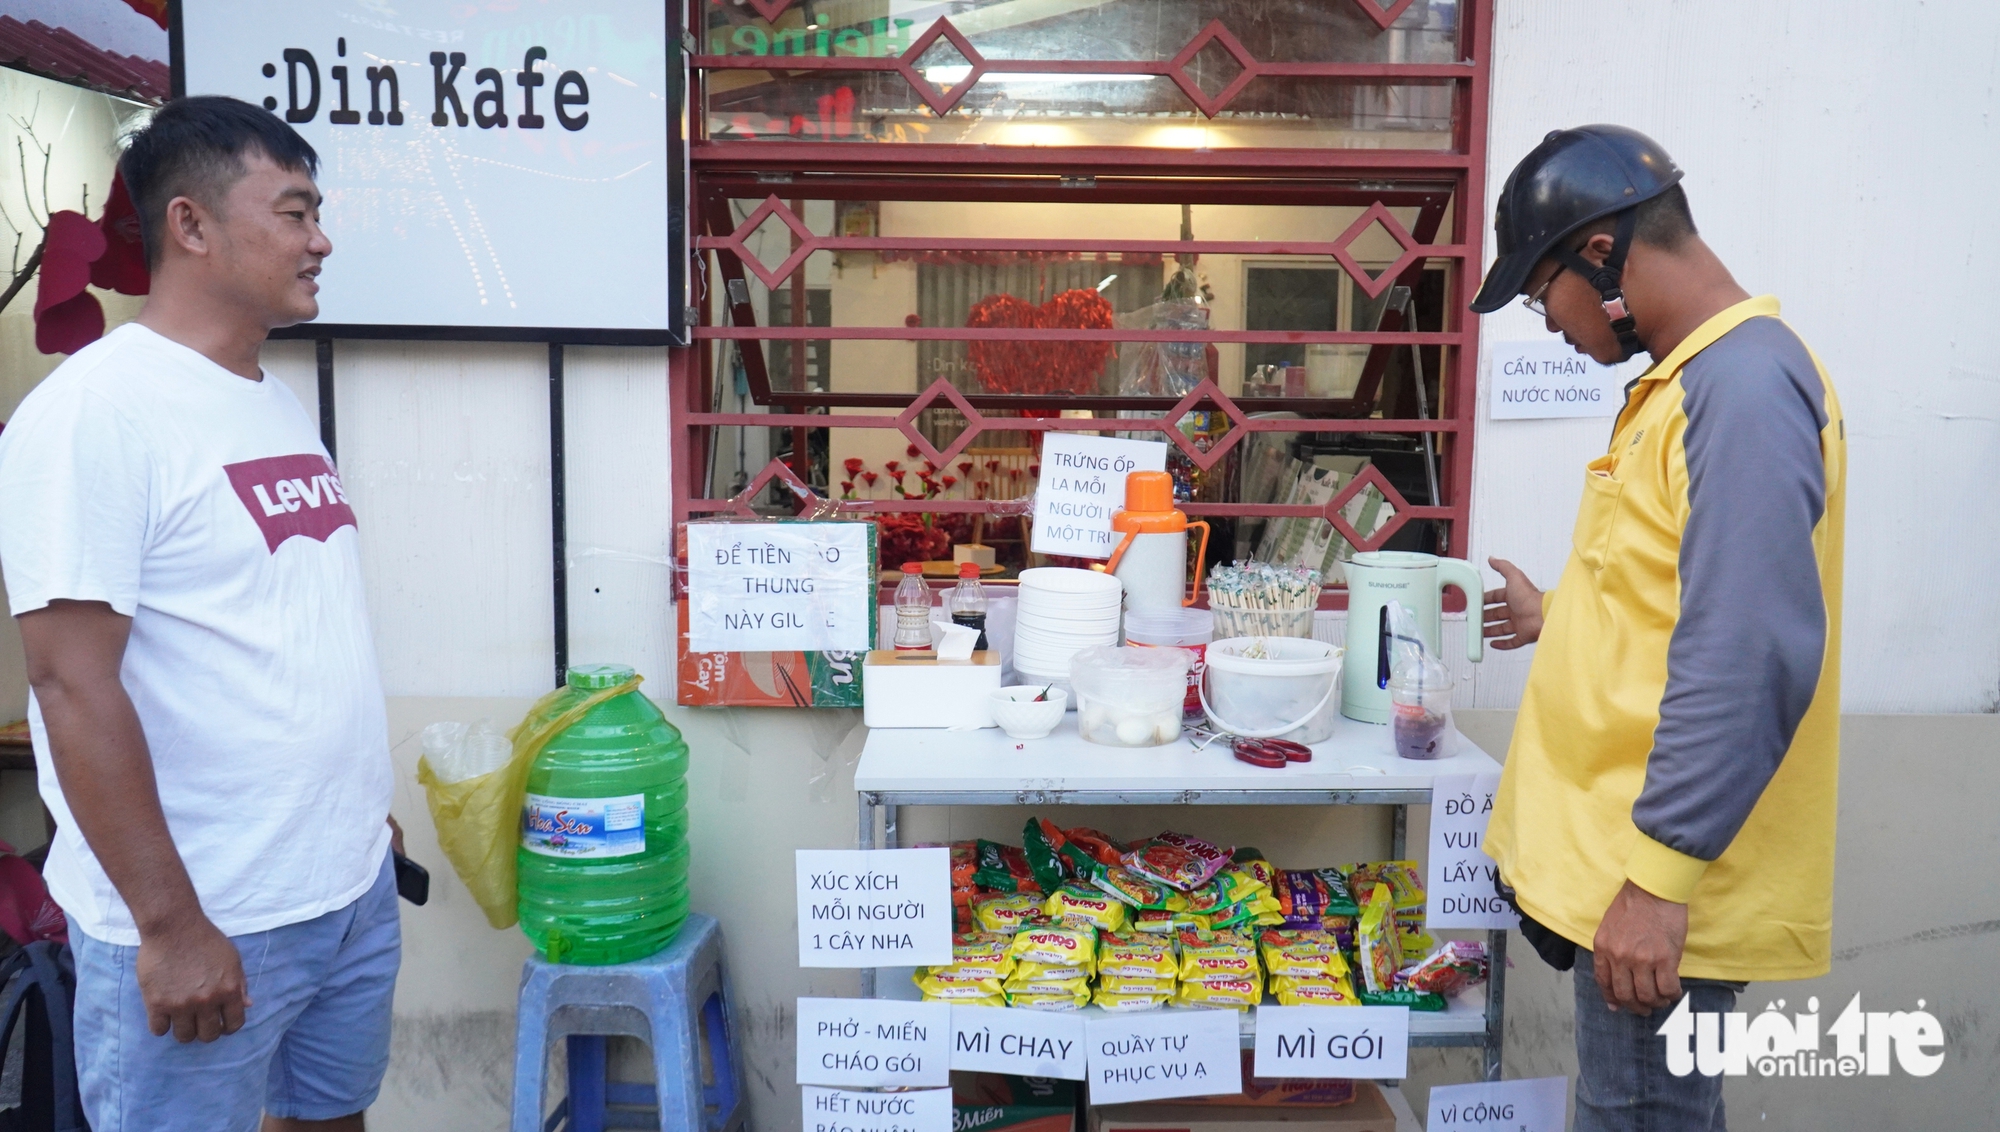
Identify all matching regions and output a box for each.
[173,0,685,339]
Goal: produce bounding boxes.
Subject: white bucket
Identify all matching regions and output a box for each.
[1200,636,1344,744]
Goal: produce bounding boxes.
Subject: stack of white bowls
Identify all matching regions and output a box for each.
[1012,567,1123,697]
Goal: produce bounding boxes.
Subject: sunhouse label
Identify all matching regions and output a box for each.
[521,792,645,859]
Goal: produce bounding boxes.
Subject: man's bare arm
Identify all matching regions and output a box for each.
[20,599,248,1042]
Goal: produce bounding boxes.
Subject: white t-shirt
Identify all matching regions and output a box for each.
[0,323,393,945]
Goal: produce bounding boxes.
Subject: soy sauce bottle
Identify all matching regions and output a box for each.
[950,561,989,651]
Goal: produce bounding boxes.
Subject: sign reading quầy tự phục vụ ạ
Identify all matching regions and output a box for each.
[685,522,874,654]
[176,0,681,337]
[1487,340,1642,419]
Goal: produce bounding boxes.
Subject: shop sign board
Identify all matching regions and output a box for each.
[950,1004,1087,1080]
[1487,341,1638,420]
[803,1086,952,1132]
[171,0,688,342]
[1253,1005,1410,1080]
[1084,1008,1242,1105]
[796,998,951,1088]
[1030,434,1170,558]
[795,848,953,968]
[1426,772,1519,930]
[1427,1076,1568,1132]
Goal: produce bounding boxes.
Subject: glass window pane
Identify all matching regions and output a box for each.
[702,0,1461,148]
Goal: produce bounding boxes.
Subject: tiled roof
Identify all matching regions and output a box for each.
[0,16,167,102]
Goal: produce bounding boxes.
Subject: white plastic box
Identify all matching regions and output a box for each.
[862,650,1001,728]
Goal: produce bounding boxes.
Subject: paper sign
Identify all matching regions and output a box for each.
[1085,1008,1243,1105]
[951,1004,1087,1080]
[1487,340,1638,420]
[1427,773,1520,930]
[796,998,951,1087]
[1427,1076,1568,1132]
[1253,1005,1410,1079]
[802,1086,952,1132]
[1030,434,1169,558]
[687,523,874,653]
[796,849,953,968]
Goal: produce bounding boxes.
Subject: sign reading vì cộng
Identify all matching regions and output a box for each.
[173,0,684,339]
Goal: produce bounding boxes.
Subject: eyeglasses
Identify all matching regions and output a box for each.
[1522,265,1565,317]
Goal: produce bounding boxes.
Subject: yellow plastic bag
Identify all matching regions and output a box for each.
[416,675,643,929]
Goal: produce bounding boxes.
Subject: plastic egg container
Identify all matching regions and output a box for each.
[1068,645,1194,748]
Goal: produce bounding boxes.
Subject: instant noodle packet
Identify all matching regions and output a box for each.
[1173,978,1260,1009]
[1005,960,1091,984]
[1023,817,1072,893]
[1093,864,1171,909]
[973,893,1042,935]
[1123,831,1234,891]
[1343,861,1425,911]
[914,970,1006,999]
[947,931,1016,978]
[973,841,1042,895]
[1271,973,1361,1007]
[1358,987,1447,1011]
[1177,928,1260,984]
[1092,990,1170,1014]
[1402,939,1489,997]
[1063,827,1129,868]
[1044,884,1128,932]
[946,994,1007,1008]
[1007,986,1091,1012]
[1273,870,1332,928]
[1258,929,1349,980]
[1098,933,1176,979]
[1355,883,1400,995]
[1095,974,1176,997]
[1321,914,1357,953]
[1009,922,1098,967]
[1134,909,1210,935]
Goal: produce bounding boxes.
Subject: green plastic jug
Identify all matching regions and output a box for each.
[517,664,691,965]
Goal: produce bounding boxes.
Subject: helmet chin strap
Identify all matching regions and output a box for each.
[1554,208,1644,363]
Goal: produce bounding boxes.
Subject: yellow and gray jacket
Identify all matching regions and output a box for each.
[1487,295,1846,982]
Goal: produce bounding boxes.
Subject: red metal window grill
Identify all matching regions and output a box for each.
[673,0,1495,605]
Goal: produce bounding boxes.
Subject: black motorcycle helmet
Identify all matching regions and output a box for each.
[1471,125,1684,361]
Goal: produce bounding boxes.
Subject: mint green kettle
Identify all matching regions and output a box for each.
[1340,551,1485,723]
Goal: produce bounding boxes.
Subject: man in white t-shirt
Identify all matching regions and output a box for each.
[0,97,398,1130]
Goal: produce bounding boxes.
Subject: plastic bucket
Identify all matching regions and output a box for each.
[1124,607,1213,718]
[1200,637,1344,744]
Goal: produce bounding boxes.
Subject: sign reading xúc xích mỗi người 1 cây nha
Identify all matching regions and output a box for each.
[173,0,682,338]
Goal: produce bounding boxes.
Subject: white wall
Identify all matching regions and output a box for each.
[1468,0,2000,713]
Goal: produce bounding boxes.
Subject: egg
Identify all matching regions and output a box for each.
[1155,716,1182,744]
[1115,717,1152,746]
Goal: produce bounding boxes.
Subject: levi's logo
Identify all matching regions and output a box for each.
[223,454,357,553]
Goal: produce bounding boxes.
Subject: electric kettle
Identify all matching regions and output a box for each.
[1340,551,1484,723]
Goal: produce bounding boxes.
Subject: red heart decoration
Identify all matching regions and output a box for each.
[965,288,1115,396]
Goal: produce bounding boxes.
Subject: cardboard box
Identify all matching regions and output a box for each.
[1091,1082,1397,1132]
[674,520,875,708]
[955,1072,1078,1132]
[1174,1054,1357,1108]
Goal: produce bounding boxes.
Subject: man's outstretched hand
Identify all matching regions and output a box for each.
[1593,880,1689,1014]
[1482,557,1545,649]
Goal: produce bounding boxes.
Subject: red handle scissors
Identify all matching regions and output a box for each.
[1189,725,1312,768]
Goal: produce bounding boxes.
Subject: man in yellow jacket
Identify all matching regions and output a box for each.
[1470,126,1845,1130]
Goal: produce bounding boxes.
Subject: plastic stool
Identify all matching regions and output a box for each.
[512,913,744,1132]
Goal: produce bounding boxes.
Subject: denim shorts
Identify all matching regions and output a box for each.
[69,851,402,1131]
